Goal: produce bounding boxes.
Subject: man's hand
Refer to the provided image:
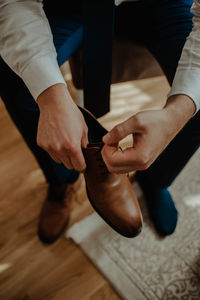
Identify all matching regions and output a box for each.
[37,84,88,172]
[102,95,196,174]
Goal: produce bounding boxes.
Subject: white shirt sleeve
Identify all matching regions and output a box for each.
[168,0,200,113]
[0,0,66,101]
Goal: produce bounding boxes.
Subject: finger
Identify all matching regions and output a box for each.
[48,150,62,164]
[81,128,89,149]
[102,146,137,173]
[102,144,147,172]
[68,146,86,173]
[61,156,74,170]
[103,117,136,145]
[51,147,74,169]
[107,165,137,174]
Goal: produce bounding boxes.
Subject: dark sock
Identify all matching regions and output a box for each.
[136,173,178,236]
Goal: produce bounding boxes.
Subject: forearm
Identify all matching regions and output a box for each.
[168,1,200,114]
[0,0,66,100]
[102,94,196,174]
[164,94,196,131]
[37,83,73,109]
[164,95,196,124]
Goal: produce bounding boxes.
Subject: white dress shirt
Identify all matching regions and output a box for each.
[0,0,199,113]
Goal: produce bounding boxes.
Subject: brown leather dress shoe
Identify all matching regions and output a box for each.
[83,143,143,238]
[38,175,82,244]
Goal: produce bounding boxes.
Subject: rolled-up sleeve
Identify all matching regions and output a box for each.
[168,0,200,113]
[0,0,66,100]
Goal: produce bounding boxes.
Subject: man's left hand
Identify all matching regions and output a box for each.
[102,95,196,174]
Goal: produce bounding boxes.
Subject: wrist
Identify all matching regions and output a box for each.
[37,83,72,109]
[164,94,196,123]
[158,95,196,137]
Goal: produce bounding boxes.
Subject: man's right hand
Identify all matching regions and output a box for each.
[37,84,88,172]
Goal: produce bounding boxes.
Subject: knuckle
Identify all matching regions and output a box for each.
[78,165,86,173]
[67,142,77,153]
[52,143,61,153]
[70,144,79,155]
[46,144,52,151]
[43,143,50,151]
[36,137,43,148]
[134,114,142,126]
[66,164,73,170]
[62,141,77,154]
[36,138,51,152]
[134,114,145,129]
[115,125,124,137]
[139,163,149,170]
[62,140,70,149]
[138,153,150,169]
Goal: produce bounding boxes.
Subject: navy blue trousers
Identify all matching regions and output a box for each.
[0,0,199,187]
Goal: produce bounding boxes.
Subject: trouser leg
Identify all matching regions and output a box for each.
[116,0,199,187]
[0,15,83,185]
[139,0,200,187]
[137,110,200,188]
[0,58,79,185]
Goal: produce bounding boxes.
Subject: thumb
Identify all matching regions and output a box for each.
[103,117,135,145]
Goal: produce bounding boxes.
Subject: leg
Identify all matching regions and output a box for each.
[0,10,84,243]
[0,14,83,185]
[116,0,199,235]
[136,0,200,235]
[139,0,200,188]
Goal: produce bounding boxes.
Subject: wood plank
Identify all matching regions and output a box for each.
[0,75,169,300]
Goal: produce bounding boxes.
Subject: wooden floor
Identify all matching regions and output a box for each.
[0,75,169,300]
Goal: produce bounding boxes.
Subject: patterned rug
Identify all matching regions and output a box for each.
[66,149,200,300]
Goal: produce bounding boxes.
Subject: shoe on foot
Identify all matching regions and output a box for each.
[79,107,143,238]
[83,142,143,238]
[38,175,82,244]
[136,174,178,236]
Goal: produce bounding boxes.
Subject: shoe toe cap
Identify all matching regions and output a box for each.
[122,216,143,238]
[111,213,143,238]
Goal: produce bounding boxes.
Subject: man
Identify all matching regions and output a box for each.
[0,0,199,242]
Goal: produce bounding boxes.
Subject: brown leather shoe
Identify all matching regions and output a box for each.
[38,175,82,244]
[83,143,143,238]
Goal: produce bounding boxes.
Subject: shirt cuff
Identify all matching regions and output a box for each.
[168,69,200,115]
[21,55,67,101]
